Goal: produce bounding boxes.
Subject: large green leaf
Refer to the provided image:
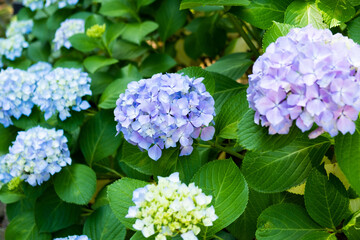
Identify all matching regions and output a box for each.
[79,110,122,166]
[343,211,360,240]
[237,110,300,152]
[191,159,249,237]
[242,136,331,193]
[316,0,355,27]
[284,0,327,28]
[156,0,187,41]
[69,33,99,52]
[35,188,81,232]
[0,125,17,155]
[231,0,293,29]
[140,53,176,77]
[335,120,360,195]
[112,39,149,60]
[83,205,126,240]
[0,184,25,204]
[108,178,148,229]
[26,41,50,62]
[206,53,253,81]
[122,21,158,45]
[54,164,97,205]
[83,56,118,74]
[180,0,250,9]
[256,203,335,240]
[304,165,349,229]
[262,22,294,50]
[173,149,204,184]
[348,16,360,44]
[99,0,139,20]
[178,67,216,95]
[5,212,51,240]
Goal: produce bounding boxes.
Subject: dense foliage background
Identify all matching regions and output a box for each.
[1,0,360,239]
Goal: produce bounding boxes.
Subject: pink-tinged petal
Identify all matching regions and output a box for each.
[180,145,193,156]
[343,105,359,120]
[191,127,201,138]
[200,126,215,141]
[148,144,162,161]
[266,107,284,125]
[337,116,355,135]
[306,99,326,116]
[255,97,275,115]
[308,127,325,139]
[305,84,319,99]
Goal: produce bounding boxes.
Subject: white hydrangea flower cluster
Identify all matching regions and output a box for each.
[32,67,92,120]
[54,235,90,240]
[6,19,33,37]
[126,172,218,240]
[0,126,71,187]
[53,19,85,51]
[0,35,29,61]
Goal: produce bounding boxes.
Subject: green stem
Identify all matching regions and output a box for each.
[197,142,244,160]
[228,13,259,57]
[94,163,124,178]
[101,38,112,58]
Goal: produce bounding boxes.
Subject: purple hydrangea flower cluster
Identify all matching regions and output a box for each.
[0,126,71,187]
[0,34,29,60]
[6,19,33,37]
[23,0,79,11]
[114,73,215,161]
[0,68,36,127]
[33,67,92,121]
[247,25,360,137]
[53,19,84,51]
[54,235,90,240]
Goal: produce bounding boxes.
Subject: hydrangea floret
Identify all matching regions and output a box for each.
[114,73,216,161]
[6,19,33,37]
[0,68,36,127]
[126,172,218,240]
[23,0,79,11]
[0,126,71,187]
[32,67,92,121]
[53,19,85,51]
[0,34,29,60]
[54,235,90,240]
[247,25,360,138]
[27,61,52,77]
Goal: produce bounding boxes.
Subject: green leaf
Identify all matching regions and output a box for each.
[32,18,53,42]
[191,159,249,237]
[206,53,253,81]
[231,0,293,29]
[5,212,51,240]
[348,16,360,44]
[180,0,250,9]
[92,186,109,210]
[84,205,126,240]
[53,58,83,69]
[54,164,97,205]
[89,72,114,95]
[0,185,24,204]
[57,111,85,133]
[335,120,360,195]
[12,108,41,130]
[140,53,176,77]
[242,136,331,193]
[99,0,139,20]
[69,33,99,52]
[173,149,204,184]
[262,21,295,50]
[26,41,50,62]
[112,39,149,60]
[108,178,148,229]
[304,165,349,229]
[316,0,355,27]
[237,109,300,152]
[0,125,17,155]
[178,66,216,95]
[122,21,158,45]
[216,91,248,139]
[83,56,118,74]
[343,211,360,240]
[105,22,126,46]
[35,188,81,232]
[284,1,327,28]
[156,0,187,41]
[79,110,122,166]
[256,203,334,240]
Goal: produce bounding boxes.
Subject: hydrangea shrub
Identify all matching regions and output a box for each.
[0,1,359,240]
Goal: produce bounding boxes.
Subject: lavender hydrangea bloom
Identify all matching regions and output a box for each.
[27,61,52,77]
[54,235,90,240]
[53,19,84,51]
[247,25,360,138]
[114,73,216,161]
[6,19,33,37]
[33,67,92,121]
[0,126,71,187]
[0,68,36,127]
[0,35,29,60]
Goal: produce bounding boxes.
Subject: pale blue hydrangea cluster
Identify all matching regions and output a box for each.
[53,19,85,51]
[6,19,33,37]
[0,34,29,61]
[23,0,79,11]
[0,126,71,187]
[126,172,218,240]
[33,67,92,120]
[0,68,36,127]
[114,73,216,161]
[247,25,360,138]
[27,61,52,77]
[54,235,90,240]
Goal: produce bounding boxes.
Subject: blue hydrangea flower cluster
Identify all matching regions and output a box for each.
[0,126,71,187]
[6,19,33,37]
[247,25,360,138]
[0,68,36,127]
[27,61,52,77]
[0,34,29,60]
[23,0,79,11]
[114,73,215,161]
[33,67,92,120]
[54,235,90,240]
[53,19,84,51]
